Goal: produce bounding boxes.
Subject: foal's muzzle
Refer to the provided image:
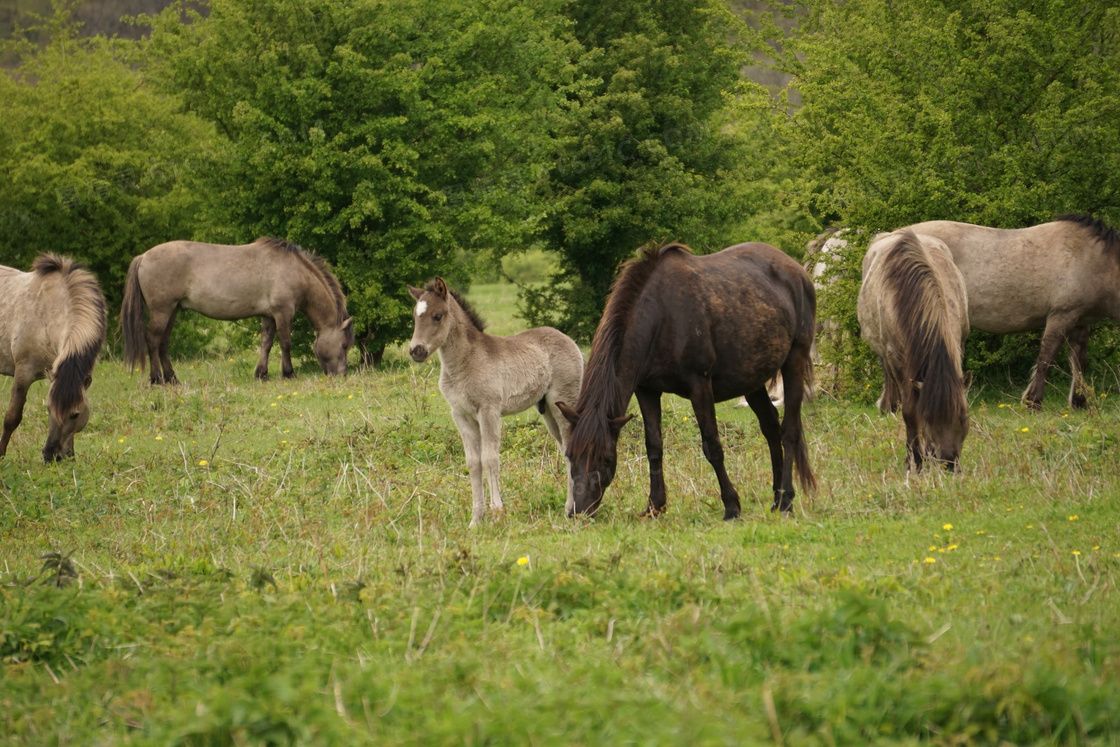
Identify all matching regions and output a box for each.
[409,344,429,363]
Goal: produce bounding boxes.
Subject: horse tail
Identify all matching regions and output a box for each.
[121,254,147,371]
[880,231,965,432]
[792,422,817,493]
[32,255,107,422]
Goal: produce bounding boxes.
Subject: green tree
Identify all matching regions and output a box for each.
[770,0,1120,387]
[145,0,580,363]
[522,0,763,341]
[0,4,215,324]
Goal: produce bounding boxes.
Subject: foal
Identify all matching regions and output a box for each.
[408,279,584,526]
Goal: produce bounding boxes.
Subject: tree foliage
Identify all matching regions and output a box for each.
[0,5,215,319]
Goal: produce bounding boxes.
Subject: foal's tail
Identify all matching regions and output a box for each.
[121,254,147,371]
[33,255,107,422]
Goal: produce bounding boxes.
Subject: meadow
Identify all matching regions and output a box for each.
[3,283,1120,745]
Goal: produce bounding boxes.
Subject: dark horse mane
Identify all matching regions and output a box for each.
[1054,214,1120,259]
[569,243,692,458]
[426,279,487,332]
[31,253,107,420]
[257,237,350,324]
[881,231,966,432]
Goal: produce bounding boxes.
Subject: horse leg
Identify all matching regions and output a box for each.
[256,316,276,381]
[744,389,783,513]
[451,409,487,526]
[878,358,900,413]
[689,381,740,521]
[635,387,667,517]
[158,306,180,384]
[144,307,174,385]
[1024,313,1079,410]
[276,313,296,379]
[1067,324,1091,409]
[902,385,922,472]
[0,371,31,457]
[478,406,504,515]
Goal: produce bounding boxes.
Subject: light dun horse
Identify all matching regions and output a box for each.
[0,255,107,461]
[858,230,970,471]
[558,243,817,519]
[122,238,354,384]
[900,214,1119,410]
[408,279,584,526]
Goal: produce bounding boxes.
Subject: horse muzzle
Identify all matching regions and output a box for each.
[409,344,429,363]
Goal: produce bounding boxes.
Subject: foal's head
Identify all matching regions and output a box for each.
[408,278,486,363]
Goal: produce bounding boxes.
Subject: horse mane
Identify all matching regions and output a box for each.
[257,237,350,325]
[1054,214,1120,258]
[31,253,107,420]
[427,280,487,332]
[879,231,966,432]
[569,243,691,459]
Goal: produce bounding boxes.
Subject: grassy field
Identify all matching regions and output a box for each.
[3,283,1120,745]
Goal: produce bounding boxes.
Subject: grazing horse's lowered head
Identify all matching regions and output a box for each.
[555,403,633,517]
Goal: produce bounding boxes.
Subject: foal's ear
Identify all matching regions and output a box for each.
[609,413,635,435]
[433,277,449,299]
[408,285,424,301]
[556,401,580,426]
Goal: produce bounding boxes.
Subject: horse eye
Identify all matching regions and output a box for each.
[70,412,80,420]
[433,314,443,322]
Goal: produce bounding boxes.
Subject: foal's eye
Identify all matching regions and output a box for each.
[433,314,443,322]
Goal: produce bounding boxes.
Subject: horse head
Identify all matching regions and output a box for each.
[43,374,92,463]
[407,279,452,363]
[313,316,354,376]
[557,402,633,516]
[914,373,971,472]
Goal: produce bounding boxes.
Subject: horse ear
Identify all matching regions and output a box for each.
[341,316,354,332]
[408,285,424,301]
[83,374,93,389]
[962,370,973,390]
[556,401,580,426]
[433,277,449,300]
[911,380,923,391]
[609,413,635,436]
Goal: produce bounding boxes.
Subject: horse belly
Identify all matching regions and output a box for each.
[181,288,270,320]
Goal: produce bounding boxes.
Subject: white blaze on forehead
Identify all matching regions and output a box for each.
[415,300,428,317]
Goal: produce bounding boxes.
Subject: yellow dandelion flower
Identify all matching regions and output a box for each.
[516,556,529,566]
[998,403,1005,408]
[118,438,124,443]
[1020,427,1029,433]
[1072,550,1081,556]
[270,403,277,407]
[928,546,938,551]
[1069,515,1079,521]
[348,394,354,399]
[284,429,290,433]
[155,436,163,441]
[976,530,986,534]
[277,395,283,399]
[1101,393,1108,398]
[281,440,287,444]
[199,460,208,466]
[943,523,953,530]
[947,544,958,550]
[1093,545,1100,550]
[924,558,936,564]
[1063,413,1069,417]
[1026,524,1033,529]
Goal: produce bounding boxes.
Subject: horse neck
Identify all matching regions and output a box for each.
[581,300,656,418]
[435,301,484,376]
[299,270,341,331]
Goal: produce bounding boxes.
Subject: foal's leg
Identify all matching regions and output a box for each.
[1066,324,1091,410]
[256,316,277,381]
[478,405,504,514]
[635,387,667,517]
[0,369,31,457]
[1024,312,1080,410]
[540,401,576,515]
[744,388,784,513]
[450,409,487,526]
[689,380,741,521]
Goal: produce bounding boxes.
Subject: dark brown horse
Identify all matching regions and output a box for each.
[556,242,818,519]
[122,238,353,384]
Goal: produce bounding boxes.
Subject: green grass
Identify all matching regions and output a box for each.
[3,284,1120,745]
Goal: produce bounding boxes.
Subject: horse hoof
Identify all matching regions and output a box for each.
[1071,395,1088,410]
[722,510,741,521]
[639,507,665,519]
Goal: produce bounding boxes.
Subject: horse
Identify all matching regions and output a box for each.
[407,278,584,526]
[898,214,1120,410]
[122,237,354,384]
[857,230,970,471]
[0,255,107,462]
[556,242,818,519]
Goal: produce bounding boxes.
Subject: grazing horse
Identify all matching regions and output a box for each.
[122,238,354,384]
[900,214,1120,410]
[858,230,970,471]
[408,278,584,526]
[0,255,107,461]
[557,242,818,519]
